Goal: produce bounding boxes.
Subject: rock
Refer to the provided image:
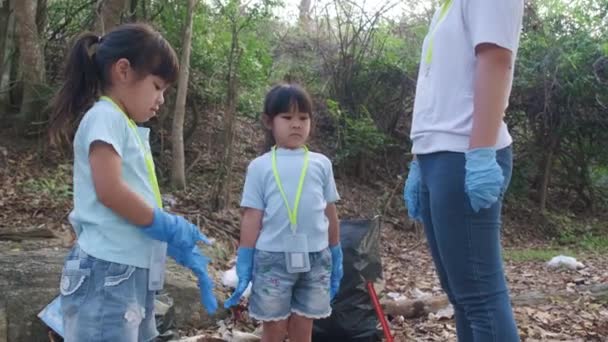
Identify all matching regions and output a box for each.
[0,246,226,342]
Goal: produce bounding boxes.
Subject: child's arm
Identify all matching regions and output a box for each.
[326,202,343,300]
[89,141,154,225]
[325,203,340,246]
[90,141,207,248]
[238,207,263,247]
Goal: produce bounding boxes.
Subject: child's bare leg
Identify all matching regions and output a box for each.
[262,319,288,342]
[287,313,313,342]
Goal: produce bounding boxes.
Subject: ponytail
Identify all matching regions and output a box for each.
[48,33,102,146]
[48,23,178,146]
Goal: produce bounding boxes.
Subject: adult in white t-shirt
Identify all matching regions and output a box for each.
[404,1,524,341]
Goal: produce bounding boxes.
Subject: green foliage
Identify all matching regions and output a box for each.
[6,0,608,221]
[20,164,72,199]
[504,248,577,262]
[326,99,389,164]
[509,0,608,211]
[146,0,278,115]
[542,211,608,253]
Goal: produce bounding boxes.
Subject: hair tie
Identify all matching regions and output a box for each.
[88,36,102,58]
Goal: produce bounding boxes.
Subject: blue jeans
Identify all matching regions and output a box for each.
[59,244,158,342]
[417,146,519,342]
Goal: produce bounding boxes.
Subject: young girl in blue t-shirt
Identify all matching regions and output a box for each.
[224,84,344,341]
[47,23,217,341]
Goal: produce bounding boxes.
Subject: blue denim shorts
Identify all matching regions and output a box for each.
[59,244,157,342]
[249,248,332,321]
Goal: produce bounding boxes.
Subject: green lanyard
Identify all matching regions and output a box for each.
[271,146,309,233]
[424,0,454,65]
[100,96,162,208]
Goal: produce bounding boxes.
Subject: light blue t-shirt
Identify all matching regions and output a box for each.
[240,147,340,252]
[69,99,158,268]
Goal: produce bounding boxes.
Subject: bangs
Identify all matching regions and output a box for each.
[147,37,179,84]
[133,33,179,84]
[264,84,313,116]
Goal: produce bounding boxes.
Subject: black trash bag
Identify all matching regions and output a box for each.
[313,217,383,342]
[154,291,178,341]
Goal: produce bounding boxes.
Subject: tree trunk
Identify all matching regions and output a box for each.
[14,0,46,126]
[35,0,47,36]
[93,0,128,35]
[381,284,608,319]
[298,0,311,29]
[128,0,138,21]
[0,0,14,117]
[170,0,197,189]
[140,0,148,20]
[0,246,225,342]
[213,20,240,211]
[538,135,558,211]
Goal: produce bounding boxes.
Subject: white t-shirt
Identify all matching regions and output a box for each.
[410,0,524,154]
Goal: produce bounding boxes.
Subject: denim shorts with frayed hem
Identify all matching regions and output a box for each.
[249,248,332,321]
[60,244,158,342]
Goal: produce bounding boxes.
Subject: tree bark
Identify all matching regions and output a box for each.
[538,134,559,211]
[298,0,311,29]
[0,0,14,116]
[128,0,138,21]
[170,0,197,189]
[93,0,128,35]
[35,0,47,36]
[14,0,46,126]
[0,246,225,342]
[213,6,241,211]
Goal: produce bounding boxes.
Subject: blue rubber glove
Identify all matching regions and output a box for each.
[223,247,254,308]
[329,244,344,300]
[142,208,210,248]
[403,159,422,221]
[168,244,218,315]
[465,148,505,212]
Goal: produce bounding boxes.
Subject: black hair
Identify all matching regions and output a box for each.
[262,83,314,151]
[48,23,179,145]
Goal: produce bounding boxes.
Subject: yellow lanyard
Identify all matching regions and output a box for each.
[424,0,454,65]
[271,146,309,233]
[100,96,162,208]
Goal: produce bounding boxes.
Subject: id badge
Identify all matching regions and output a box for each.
[148,241,167,290]
[283,233,310,273]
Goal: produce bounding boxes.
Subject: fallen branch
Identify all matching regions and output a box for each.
[0,225,56,241]
[381,283,608,319]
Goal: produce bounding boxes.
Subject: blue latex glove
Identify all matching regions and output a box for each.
[403,159,422,221]
[224,247,254,308]
[329,244,344,300]
[168,244,218,315]
[142,208,210,248]
[465,148,505,212]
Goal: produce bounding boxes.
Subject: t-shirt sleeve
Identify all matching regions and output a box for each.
[240,159,266,210]
[323,157,340,203]
[81,108,127,158]
[464,0,524,52]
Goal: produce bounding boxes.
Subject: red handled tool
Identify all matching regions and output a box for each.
[367,282,394,342]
